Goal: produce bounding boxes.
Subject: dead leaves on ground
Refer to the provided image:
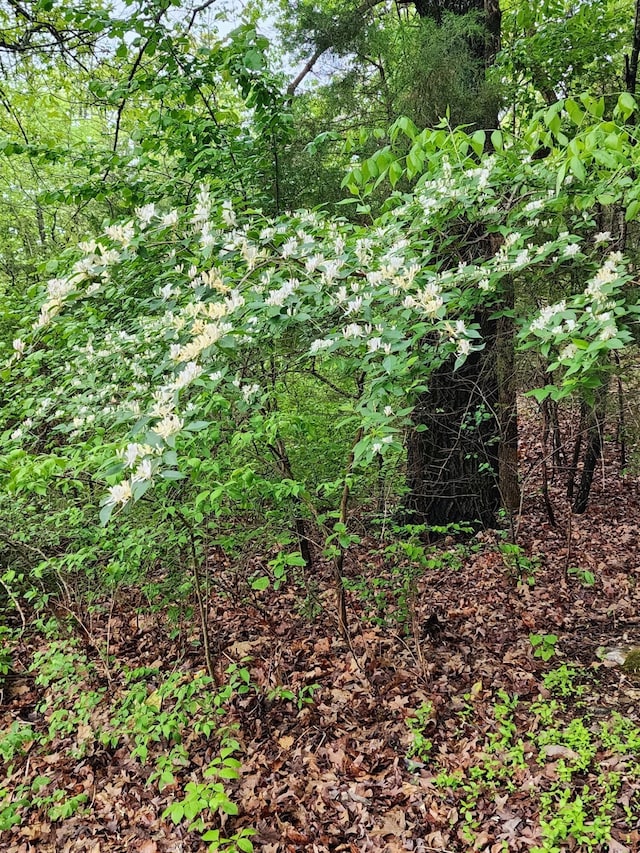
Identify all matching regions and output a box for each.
[2,411,640,852]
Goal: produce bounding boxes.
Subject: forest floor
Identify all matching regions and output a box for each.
[2,405,640,853]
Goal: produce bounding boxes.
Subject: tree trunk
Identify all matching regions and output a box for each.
[572,390,608,515]
[403,0,510,529]
[405,312,501,528]
[496,277,520,510]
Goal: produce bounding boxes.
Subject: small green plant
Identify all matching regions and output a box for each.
[542,665,587,697]
[0,626,14,682]
[163,734,254,852]
[47,790,89,822]
[499,543,539,586]
[530,633,558,661]
[266,682,319,710]
[0,721,37,763]
[406,701,435,763]
[488,690,519,752]
[567,566,596,587]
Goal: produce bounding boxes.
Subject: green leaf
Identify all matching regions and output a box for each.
[183,420,210,432]
[99,503,114,526]
[526,386,552,403]
[251,576,269,590]
[564,99,584,126]
[569,156,586,182]
[616,91,637,119]
[388,160,403,187]
[625,199,640,222]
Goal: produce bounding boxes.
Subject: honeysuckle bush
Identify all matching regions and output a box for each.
[1,94,640,621]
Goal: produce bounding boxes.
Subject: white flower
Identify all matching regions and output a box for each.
[174,361,203,389]
[342,323,364,339]
[345,296,363,316]
[367,337,383,353]
[241,383,260,403]
[221,200,237,227]
[159,284,174,301]
[593,231,611,244]
[136,203,156,228]
[192,184,211,225]
[305,254,324,273]
[321,259,343,284]
[523,199,544,213]
[563,242,580,257]
[281,238,298,258]
[105,221,135,247]
[309,338,333,354]
[12,338,25,356]
[560,343,578,361]
[265,278,299,307]
[504,232,522,249]
[457,339,472,356]
[47,277,75,302]
[225,291,245,313]
[383,406,394,417]
[162,210,179,228]
[513,249,530,267]
[106,480,133,506]
[10,428,22,441]
[599,324,617,341]
[152,413,184,440]
[372,442,382,454]
[414,283,443,316]
[132,458,154,482]
[122,443,150,468]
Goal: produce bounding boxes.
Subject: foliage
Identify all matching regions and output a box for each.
[1,1,640,845]
[0,634,255,846]
[530,632,558,661]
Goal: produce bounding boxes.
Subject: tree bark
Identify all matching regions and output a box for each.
[405,312,501,528]
[496,282,519,510]
[625,0,640,94]
[572,390,607,514]
[402,0,511,529]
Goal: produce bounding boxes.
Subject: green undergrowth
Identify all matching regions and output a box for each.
[406,666,640,852]
[0,631,255,852]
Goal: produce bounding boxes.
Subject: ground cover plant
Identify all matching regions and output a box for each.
[1,413,640,851]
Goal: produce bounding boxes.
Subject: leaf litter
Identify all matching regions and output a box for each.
[1,408,640,852]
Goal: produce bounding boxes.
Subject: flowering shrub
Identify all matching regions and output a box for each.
[1,98,639,613]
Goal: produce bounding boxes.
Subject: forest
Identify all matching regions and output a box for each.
[1,0,640,850]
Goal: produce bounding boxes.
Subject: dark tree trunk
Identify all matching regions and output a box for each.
[625,0,640,94]
[496,277,520,510]
[572,390,608,515]
[402,0,511,529]
[405,312,500,527]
